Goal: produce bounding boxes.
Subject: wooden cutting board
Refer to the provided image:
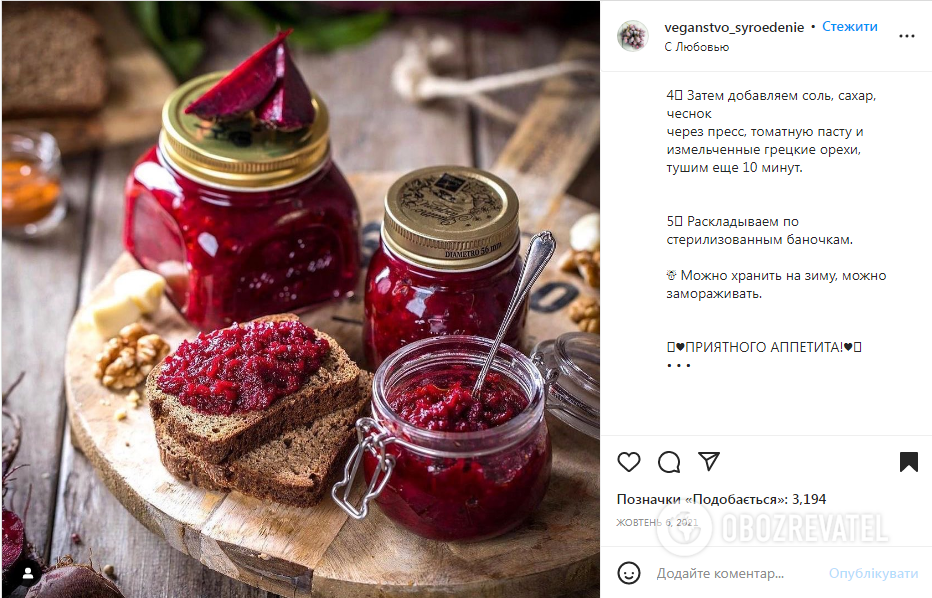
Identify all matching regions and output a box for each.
[64,176,598,598]
[64,41,599,596]
[3,2,175,154]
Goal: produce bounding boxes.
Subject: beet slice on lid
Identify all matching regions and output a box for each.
[184,29,293,119]
[255,44,316,131]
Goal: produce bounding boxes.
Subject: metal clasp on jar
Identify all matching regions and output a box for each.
[532,345,600,435]
[331,417,398,519]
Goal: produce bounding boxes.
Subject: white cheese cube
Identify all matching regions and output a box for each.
[114,269,166,314]
[91,295,141,338]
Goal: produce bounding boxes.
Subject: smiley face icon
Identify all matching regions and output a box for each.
[617,561,641,585]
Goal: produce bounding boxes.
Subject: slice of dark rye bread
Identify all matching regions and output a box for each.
[146,314,361,464]
[2,7,108,117]
[156,374,372,507]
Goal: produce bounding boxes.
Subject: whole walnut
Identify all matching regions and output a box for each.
[94,324,169,390]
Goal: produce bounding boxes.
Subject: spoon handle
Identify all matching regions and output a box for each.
[472,231,556,396]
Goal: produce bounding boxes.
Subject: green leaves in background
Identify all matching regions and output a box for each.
[126,1,205,79]
[221,2,389,52]
[126,1,389,79]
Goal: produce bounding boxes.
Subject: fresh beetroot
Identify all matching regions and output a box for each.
[185,29,293,119]
[185,29,317,131]
[3,380,27,579]
[255,43,315,131]
[2,508,24,572]
[2,505,41,597]
[3,378,45,596]
[25,556,125,598]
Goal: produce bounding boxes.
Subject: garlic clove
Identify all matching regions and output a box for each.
[570,213,600,252]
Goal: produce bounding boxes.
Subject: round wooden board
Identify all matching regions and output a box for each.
[64,172,599,597]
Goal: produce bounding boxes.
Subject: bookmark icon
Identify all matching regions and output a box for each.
[698,452,720,471]
[899,452,918,472]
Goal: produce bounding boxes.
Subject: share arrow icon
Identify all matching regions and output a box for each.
[699,452,720,471]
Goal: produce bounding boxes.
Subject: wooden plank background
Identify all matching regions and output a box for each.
[2,7,598,598]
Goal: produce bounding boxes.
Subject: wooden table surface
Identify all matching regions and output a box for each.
[2,10,598,598]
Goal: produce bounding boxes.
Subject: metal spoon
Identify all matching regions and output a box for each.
[472,231,556,397]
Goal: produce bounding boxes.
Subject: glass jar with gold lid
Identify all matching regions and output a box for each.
[363,166,525,367]
[124,72,360,330]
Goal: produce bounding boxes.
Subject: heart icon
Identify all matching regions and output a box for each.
[676,343,685,351]
[844,343,853,351]
[617,452,641,472]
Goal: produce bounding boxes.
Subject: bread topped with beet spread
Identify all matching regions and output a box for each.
[156,373,372,507]
[146,314,361,465]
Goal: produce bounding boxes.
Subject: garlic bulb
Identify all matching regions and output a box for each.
[569,213,600,252]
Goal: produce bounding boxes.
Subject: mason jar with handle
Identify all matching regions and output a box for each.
[332,332,600,542]
[124,72,361,331]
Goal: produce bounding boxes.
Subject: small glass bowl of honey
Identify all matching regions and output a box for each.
[2,129,66,237]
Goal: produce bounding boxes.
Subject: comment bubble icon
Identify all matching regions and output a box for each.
[658,451,681,473]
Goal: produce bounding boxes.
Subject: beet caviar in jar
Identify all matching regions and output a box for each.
[124,73,360,330]
[363,167,525,368]
[332,336,552,542]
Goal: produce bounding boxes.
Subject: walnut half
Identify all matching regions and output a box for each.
[558,249,600,289]
[567,296,600,334]
[94,323,169,390]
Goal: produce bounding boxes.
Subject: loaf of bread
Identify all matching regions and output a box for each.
[2,6,108,117]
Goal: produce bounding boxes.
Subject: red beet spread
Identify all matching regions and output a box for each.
[363,245,526,368]
[389,369,528,432]
[366,367,548,541]
[125,146,361,331]
[157,320,330,415]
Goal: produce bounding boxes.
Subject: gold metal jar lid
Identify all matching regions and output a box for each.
[159,72,330,190]
[383,166,520,270]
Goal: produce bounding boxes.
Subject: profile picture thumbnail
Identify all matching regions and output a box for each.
[618,21,648,51]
